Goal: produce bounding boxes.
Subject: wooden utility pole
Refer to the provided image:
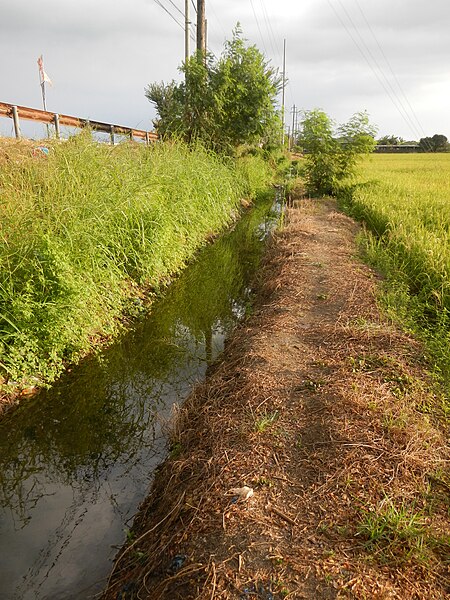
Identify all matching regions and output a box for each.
[197,0,206,54]
[185,0,190,63]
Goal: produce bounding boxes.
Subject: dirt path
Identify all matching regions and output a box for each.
[103,197,449,599]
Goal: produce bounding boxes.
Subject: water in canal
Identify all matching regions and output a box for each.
[0,192,282,599]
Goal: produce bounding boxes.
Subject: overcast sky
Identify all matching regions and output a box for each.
[1,0,448,141]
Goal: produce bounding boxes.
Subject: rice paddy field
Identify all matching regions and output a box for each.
[341,152,450,389]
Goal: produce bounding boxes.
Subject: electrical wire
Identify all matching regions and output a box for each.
[208,0,227,40]
[248,0,268,56]
[327,0,424,141]
[258,0,282,62]
[152,0,185,30]
[152,0,196,44]
[337,0,423,140]
[255,0,293,111]
[353,0,428,140]
[166,0,184,18]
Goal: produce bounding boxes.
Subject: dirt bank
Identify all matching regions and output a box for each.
[103,197,449,599]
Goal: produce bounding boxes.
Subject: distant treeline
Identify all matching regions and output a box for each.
[376,133,449,152]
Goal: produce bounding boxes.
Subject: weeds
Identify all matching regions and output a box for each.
[356,498,429,563]
[254,410,279,432]
[0,134,274,392]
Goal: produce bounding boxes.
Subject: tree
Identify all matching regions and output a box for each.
[377,134,404,145]
[419,134,448,152]
[145,27,282,153]
[212,31,282,149]
[298,109,377,196]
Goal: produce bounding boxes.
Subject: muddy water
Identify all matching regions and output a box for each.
[0,192,282,599]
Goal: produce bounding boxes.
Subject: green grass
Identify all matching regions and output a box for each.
[254,410,279,432]
[337,153,450,397]
[356,498,429,563]
[0,134,275,390]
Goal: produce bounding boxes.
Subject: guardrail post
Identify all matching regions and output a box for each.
[129,129,133,142]
[110,125,115,145]
[12,106,22,139]
[54,114,60,139]
[145,132,150,146]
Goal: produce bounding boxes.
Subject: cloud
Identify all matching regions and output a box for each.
[0,0,448,140]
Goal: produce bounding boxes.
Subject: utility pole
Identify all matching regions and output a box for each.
[281,39,286,147]
[185,0,190,63]
[291,104,296,150]
[197,0,206,55]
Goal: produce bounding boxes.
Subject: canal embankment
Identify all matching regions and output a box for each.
[0,184,283,599]
[0,135,276,408]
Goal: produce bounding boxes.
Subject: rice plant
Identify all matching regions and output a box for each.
[339,153,450,391]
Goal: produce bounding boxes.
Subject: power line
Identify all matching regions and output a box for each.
[353,0,428,139]
[152,0,196,44]
[259,0,293,109]
[248,0,268,56]
[259,0,284,62]
[255,0,277,60]
[166,0,184,18]
[327,0,424,141]
[208,0,227,40]
[152,0,185,30]
[336,0,422,139]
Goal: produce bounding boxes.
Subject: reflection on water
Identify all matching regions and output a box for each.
[0,192,281,599]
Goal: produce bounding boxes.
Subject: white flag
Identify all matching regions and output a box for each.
[37,55,53,86]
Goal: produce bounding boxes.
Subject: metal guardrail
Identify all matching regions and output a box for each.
[0,101,158,144]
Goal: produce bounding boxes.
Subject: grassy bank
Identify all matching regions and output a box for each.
[0,135,274,396]
[338,153,450,395]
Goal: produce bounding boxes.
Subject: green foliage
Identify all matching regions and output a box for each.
[254,411,279,433]
[377,134,404,146]
[0,135,274,388]
[357,499,429,563]
[145,26,282,153]
[419,134,449,153]
[298,109,377,195]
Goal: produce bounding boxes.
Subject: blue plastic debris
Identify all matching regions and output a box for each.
[240,581,274,599]
[32,146,49,158]
[117,581,137,599]
[167,554,186,574]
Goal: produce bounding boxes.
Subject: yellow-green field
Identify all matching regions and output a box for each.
[341,152,450,387]
[350,153,450,308]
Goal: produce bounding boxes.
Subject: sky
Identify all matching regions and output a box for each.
[0,0,449,141]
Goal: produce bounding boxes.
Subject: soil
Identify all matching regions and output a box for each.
[102,196,450,600]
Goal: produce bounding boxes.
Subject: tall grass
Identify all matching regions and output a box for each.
[339,153,450,390]
[0,134,274,388]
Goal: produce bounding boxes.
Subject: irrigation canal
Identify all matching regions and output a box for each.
[0,191,282,599]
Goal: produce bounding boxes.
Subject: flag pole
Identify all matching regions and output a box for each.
[37,54,49,137]
[37,55,48,111]
[41,81,47,112]
[41,78,49,138]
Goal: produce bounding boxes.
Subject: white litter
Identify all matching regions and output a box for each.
[228,486,254,501]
